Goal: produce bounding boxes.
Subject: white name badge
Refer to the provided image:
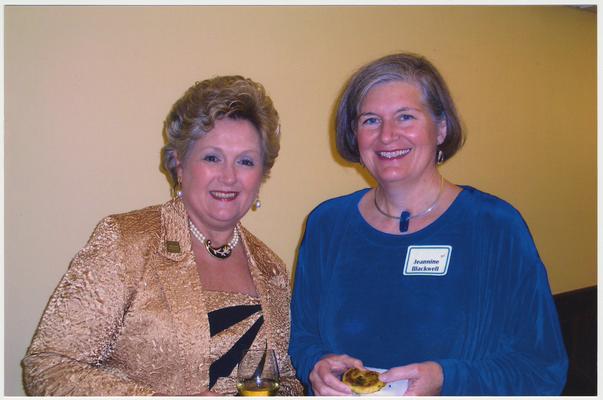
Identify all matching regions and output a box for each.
[403,245,452,276]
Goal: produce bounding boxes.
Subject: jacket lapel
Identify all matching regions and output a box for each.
[155,199,211,393]
[239,226,279,350]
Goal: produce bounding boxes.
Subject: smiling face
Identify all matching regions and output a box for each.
[356,80,446,186]
[176,118,263,234]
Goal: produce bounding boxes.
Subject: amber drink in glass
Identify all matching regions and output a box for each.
[236,349,280,396]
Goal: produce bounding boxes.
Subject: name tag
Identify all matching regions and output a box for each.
[403,245,452,276]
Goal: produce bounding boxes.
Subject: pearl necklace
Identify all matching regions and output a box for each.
[188,219,240,259]
[374,175,445,233]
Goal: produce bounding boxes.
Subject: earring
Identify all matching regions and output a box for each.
[172,176,183,199]
[437,149,445,165]
[171,185,183,199]
[253,198,262,210]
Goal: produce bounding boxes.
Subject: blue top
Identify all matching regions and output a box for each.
[289,186,567,395]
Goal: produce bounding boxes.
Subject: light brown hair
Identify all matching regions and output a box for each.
[335,53,464,163]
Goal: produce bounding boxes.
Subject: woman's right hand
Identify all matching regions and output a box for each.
[309,353,364,396]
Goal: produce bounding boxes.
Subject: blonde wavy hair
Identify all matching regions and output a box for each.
[161,75,280,188]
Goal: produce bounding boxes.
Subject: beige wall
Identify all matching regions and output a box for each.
[5,6,596,395]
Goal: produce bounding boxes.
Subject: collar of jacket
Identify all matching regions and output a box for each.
[157,198,277,278]
[158,198,192,262]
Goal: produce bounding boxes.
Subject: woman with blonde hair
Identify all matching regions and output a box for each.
[23,75,303,396]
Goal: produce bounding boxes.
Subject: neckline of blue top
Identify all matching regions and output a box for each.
[353,185,471,245]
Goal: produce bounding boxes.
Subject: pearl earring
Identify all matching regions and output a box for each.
[254,198,262,210]
[173,176,183,199]
[171,186,183,199]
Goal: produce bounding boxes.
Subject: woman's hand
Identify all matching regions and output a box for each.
[379,361,443,396]
[309,353,364,396]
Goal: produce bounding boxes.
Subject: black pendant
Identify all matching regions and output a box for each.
[204,240,233,259]
[399,211,411,232]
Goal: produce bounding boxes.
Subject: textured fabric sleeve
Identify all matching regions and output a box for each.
[269,256,305,396]
[437,208,568,395]
[288,213,330,390]
[273,273,305,396]
[278,376,305,396]
[22,217,155,396]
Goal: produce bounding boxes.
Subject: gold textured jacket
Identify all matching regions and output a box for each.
[22,199,303,396]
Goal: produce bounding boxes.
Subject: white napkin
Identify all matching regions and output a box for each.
[365,367,409,396]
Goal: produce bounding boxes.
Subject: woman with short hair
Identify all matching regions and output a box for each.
[23,75,303,396]
[289,53,567,396]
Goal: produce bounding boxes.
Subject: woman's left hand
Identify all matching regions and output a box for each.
[379,361,443,396]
